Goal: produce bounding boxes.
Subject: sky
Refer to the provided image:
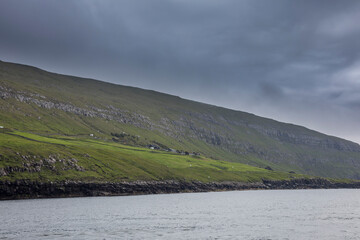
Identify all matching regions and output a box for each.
[1,0,360,143]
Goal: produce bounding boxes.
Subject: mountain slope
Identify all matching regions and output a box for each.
[0,130,301,183]
[1,60,360,179]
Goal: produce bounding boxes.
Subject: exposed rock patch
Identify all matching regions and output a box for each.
[1,155,84,176]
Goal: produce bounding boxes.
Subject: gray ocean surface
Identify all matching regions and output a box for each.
[1,189,360,240]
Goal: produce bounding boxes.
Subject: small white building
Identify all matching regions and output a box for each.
[90,133,94,137]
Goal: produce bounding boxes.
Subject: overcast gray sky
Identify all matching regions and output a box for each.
[1,0,360,143]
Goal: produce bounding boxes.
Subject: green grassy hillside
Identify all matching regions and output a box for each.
[1,60,360,180]
[0,131,301,183]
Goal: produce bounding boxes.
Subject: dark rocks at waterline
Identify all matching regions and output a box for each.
[261,178,360,189]
[0,179,360,200]
[0,180,258,200]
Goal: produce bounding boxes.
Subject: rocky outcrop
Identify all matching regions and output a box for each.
[0,155,84,176]
[1,179,359,200]
[0,85,154,129]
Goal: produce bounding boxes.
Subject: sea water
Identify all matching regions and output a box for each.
[0,189,360,239]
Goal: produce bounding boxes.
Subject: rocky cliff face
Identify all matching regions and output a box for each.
[248,123,360,151]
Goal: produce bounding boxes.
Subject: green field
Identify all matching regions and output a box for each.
[0,130,303,183]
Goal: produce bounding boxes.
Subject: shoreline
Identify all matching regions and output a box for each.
[1,178,360,200]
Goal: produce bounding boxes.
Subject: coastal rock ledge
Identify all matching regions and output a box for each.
[1,179,360,200]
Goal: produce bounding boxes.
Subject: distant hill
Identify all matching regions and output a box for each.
[1,60,360,180]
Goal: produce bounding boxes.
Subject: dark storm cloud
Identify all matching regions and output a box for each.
[1,0,360,142]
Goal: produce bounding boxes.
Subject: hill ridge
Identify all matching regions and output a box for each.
[1,60,360,179]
